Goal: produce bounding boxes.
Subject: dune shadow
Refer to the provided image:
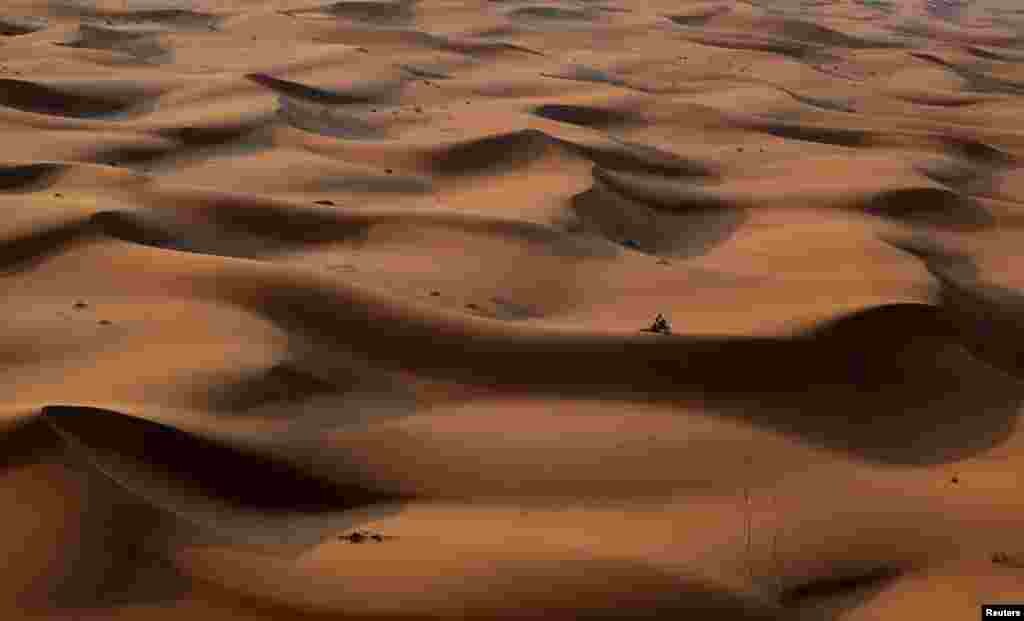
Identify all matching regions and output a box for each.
[88,198,372,258]
[246,73,399,106]
[89,210,185,249]
[540,64,655,93]
[431,129,717,179]
[591,167,731,209]
[87,143,179,169]
[0,217,96,275]
[781,88,857,113]
[0,15,48,36]
[668,31,825,62]
[851,187,995,229]
[966,45,1024,63]
[892,240,1024,383]
[277,96,385,140]
[42,405,394,512]
[194,348,419,433]
[283,0,416,25]
[156,117,276,148]
[58,21,173,64]
[733,117,872,147]
[49,2,221,30]
[780,564,905,614]
[506,5,598,25]
[0,417,207,612]
[914,158,996,195]
[200,362,346,414]
[891,92,989,107]
[569,175,745,258]
[767,16,907,49]
[0,79,158,119]
[0,163,66,192]
[105,9,221,30]
[397,63,451,80]
[666,6,731,27]
[431,128,559,176]
[424,32,544,57]
[0,417,64,470]
[940,134,1017,167]
[575,139,719,178]
[37,406,411,550]
[910,52,1024,96]
[0,200,371,268]
[651,304,1023,466]
[531,103,641,129]
[42,454,199,611]
[84,117,275,170]
[325,0,415,23]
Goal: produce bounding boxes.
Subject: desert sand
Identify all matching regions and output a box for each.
[2,0,1024,618]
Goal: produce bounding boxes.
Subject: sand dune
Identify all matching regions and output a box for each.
[3,0,1024,619]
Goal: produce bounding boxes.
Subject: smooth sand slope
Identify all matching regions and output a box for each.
[2,0,1024,619]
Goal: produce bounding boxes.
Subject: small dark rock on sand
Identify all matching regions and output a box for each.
[73,301,88,310]
[340,530,386,544]
[992,552,1024,567]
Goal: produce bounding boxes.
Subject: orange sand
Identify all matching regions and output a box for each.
[1,0,1024,618]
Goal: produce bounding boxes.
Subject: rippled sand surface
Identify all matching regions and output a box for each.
[3,0,1024,618]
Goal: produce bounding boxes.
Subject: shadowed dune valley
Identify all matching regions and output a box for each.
[5,0,1024,618]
